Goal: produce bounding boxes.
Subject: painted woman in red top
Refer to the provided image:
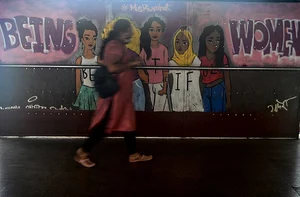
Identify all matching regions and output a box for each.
[198,25,231,112]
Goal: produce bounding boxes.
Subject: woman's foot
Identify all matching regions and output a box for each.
[74,148,96,168]
[129,153,153,163]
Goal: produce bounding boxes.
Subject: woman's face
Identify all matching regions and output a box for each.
[205,30,220,54]
[175,32,189,55]
[82,30,97,50]
[149,21,163,41]
[119,27,133,44]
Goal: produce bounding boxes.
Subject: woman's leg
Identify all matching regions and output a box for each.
[74,124,106,168]
[81,121,107,153]
[202,87,211,112]
[211,82,226,112]
[74,103,111,167]
[133,79,146,111]
[123,131,137,155]
[123,132,153,163]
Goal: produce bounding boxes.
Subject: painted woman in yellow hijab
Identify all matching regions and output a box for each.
[168,27,204,112]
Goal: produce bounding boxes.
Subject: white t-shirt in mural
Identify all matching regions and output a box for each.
[169,57,204,112]
[81,56,97,87]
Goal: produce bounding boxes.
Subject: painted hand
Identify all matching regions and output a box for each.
[158,88,167,96]
[97,56,104,65]
[142,77,149,83]
[226,101,231,110]
[138,70,149,83]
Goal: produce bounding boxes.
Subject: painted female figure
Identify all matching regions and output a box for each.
[74,19,102,110]
[169,27,204,112]
[198,25,231,112]
[139,16,169,112]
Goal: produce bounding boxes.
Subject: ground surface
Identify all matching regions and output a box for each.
[1,138,300,197]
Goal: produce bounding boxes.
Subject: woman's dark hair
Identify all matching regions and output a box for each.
[76,19,98,39]
[140,16,166,60]
[198,25,225,67]
[99,19,131,59]
[76,19,98,51]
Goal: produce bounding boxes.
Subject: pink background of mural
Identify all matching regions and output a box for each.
[191,2,300,67]
[0,1,78,64]
[1,1,300,66]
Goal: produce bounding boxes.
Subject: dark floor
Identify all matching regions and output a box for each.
[1,138,300,197]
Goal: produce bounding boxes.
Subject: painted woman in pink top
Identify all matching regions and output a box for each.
[139,16,169,112]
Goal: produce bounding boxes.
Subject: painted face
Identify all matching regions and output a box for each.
[175,32,189,55]
[81,30,97,50]
[119,27,133,44]
[205,30,220,54]
[149,21,163,41]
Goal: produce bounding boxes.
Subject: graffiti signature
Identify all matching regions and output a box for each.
[0,96,72,111]
[0,105,21,110]
[267,96,297,113]
[25,95,72,110]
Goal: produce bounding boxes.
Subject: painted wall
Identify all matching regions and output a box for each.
[0,0,299,117]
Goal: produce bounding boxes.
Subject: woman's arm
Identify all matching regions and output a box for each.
[104,42,142,73]
[223,55,231,110]
[75,57,82,96]
[97,56,104,65]
[224,70,231,109]
[159,47,169,95]
[138,49,149,83]
[106,53,141,73]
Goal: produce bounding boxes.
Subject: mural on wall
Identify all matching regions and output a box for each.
[169,27,204,112]
[139,16,170,112]
[188,2,300,66]
[0,0,78,63]
[73,19,101,111]
[198,25,231,112]
[0,0,300,114]
[112,1,188,112]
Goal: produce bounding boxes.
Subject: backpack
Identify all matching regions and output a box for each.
[94,65,120,98]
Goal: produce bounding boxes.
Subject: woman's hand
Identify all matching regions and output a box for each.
[129,60,143,68]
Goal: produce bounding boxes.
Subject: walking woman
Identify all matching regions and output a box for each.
[74,19,153,168]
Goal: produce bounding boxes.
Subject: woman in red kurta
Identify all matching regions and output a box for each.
[74,19,153,168]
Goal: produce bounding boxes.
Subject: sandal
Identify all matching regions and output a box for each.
[129,153,153,163]
[74,148,96,168]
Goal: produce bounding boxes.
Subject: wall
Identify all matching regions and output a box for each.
[0,0,299,137]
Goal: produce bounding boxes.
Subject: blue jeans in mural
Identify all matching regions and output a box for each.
[203,81,226,112]
[133,78,145,111]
